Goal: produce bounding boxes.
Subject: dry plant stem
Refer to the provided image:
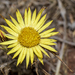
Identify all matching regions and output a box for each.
[35,58,39,75]
[55,43,65,75]
[53,54,73,72]
[4,67,11,75]
[39,64,50,75]
[55,0,67,75]
[1,69,4,75]
[35,64,39,75]
[43,59,56,72]
[51,36,75,46]
[0,60,15,75]
[42,69,50,75]
[0,60,15,70]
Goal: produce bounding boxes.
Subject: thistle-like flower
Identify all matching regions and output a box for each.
[0,8,58,68]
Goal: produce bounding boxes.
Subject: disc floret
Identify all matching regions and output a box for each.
[18,27,40,48]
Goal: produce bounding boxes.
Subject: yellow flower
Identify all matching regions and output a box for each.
[0,8,58,68]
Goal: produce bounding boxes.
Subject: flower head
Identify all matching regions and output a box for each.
[0,8,58,68]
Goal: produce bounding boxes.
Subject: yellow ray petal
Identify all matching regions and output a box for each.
[7,44,21,55]
[40,43,57,52]
[12,47,22,59]
[26,48,30,69]
[1,25,18,36]
[41,32,59,38]
[17,47,24,66]
[10,16,21,30]
[37,19,47,31]
[33,46,43,58]
[28,8,31,26]
[32,9,36,24]
[16,10,24,28]
[5,19,20,33]
[5,34,17,39]
[24,9,28,26]
[40,39,56,45]
[38,58,43,64]
[38,45,50,57]
[33,8,45,26]
[29,48,34,64]
[41,42,56,45]
[38,20,53,33]
[7,42,18,48]
[40,28,55,35]
[35,14,47,29]
[40,39,57,42]
[0,40,17,45]
[20,47,27,63]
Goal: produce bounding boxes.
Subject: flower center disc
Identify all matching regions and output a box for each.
[18,27,40,48]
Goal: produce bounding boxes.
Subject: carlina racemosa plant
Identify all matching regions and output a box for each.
[0,7,58,68]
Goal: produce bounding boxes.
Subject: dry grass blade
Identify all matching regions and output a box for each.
[55,0,67,75]
[51,36,75,46]
[42,69,50,75]
[53,53,73,72]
